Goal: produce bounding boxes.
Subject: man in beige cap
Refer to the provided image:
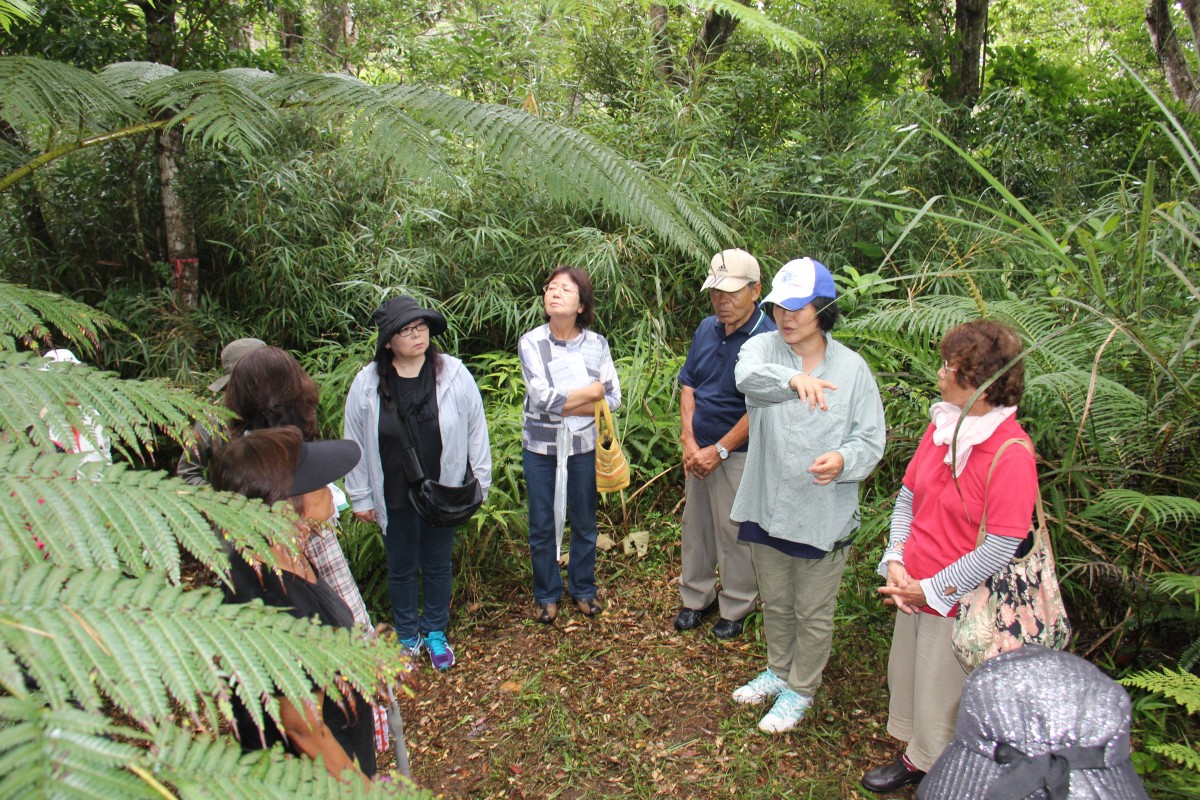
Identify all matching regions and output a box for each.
[674,249,775,638]
[177,337,266,485]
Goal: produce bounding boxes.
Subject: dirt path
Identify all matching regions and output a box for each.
[390,553,915,799]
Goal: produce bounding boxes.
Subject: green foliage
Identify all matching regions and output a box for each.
[1124,668,1200,716]
[0,0,36,32]
[0,286,418,796]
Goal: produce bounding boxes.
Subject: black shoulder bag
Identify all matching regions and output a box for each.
[390,405,483,528]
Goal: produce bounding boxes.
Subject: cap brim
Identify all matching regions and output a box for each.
[291,439,362,496]
[701,275,753,292]
[762,291,815,311]
[208,374,231,393]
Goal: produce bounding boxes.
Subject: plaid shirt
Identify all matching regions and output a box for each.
[303,522,372,638]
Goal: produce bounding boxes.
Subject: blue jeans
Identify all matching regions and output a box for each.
[383,507,455,639]
[523,448,598,605]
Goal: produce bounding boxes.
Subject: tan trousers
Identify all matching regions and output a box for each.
[886,610,969,772]
[679,453,758,620]
[750,543,848,697]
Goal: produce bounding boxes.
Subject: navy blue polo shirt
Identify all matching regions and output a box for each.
[678,304,775,450]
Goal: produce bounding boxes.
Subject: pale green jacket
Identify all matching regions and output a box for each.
[730,332,886,550]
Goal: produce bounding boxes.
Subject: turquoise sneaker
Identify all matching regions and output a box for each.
[732,669,787,704]
[425,630,455,671]
[758,688,810,733]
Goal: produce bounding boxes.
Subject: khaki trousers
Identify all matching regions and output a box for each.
[886,610,969,772]
[679,452,758,620]
[750,543,848,698]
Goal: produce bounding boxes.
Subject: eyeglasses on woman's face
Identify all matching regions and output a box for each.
[542,281,579,296]
[397,320,428,338]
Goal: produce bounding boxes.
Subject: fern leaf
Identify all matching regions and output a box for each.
[0,283,118,356]
[1148,742,1200,773]
[0,446,294,581]
[0,351,226,459]
[1121,668,1200,715]
[1084,491,1200,535]
[0,57,139,141]
[0,564,408,733]
[0,697,160,799]
[682,0,816,55]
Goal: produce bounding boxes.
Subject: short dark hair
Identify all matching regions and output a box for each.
[541,265,596,329]
[225,347,319,440]
[210,426,302,506]
[812,297,840,333]
[941,320,1026,407]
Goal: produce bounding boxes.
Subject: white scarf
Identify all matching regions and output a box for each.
[930,401,1017,476]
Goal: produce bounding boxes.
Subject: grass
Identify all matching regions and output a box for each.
[384,520,911,799]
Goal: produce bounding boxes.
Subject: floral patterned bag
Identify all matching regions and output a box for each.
[952,439,1072,671]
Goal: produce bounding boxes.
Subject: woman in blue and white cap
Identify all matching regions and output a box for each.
[728,257,887,734]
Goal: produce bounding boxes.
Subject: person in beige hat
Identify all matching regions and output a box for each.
[176,337,266,485]
[674,249,776,639]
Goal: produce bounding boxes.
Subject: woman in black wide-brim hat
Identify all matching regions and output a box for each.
[342,296,491,672]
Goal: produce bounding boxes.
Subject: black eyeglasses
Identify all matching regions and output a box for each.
[397,320,428,338]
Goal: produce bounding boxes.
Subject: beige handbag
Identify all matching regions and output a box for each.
[594,400,630,493]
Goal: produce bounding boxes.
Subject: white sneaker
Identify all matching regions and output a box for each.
[732,669,787,704]
[758,688,810,733]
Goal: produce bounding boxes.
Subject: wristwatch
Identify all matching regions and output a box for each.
[714,442,729,461]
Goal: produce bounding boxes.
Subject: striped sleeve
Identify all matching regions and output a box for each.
[919,533,1023,616]
[876,486,914,578]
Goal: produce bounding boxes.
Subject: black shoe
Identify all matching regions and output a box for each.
[673,600,718,631]
[712,616,745,639]
[861,757,925,794]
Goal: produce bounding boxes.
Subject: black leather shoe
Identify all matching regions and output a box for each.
[711,616,745,639]
[861,757,925,794]
[673,600,718,631]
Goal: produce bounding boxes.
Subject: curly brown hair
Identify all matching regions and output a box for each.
[225,347,319,440]
[940,320,1026,407]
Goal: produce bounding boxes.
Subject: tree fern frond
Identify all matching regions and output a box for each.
[0,697,160,799]
[0,283,118,357]
[132,68,282,154]
[264,73,447,180]
[1083,491,1200,535]
[0,445,307,581]
[0,699,427,799]
[0,57,139,139]
[1150,571,1200,610]
[1121,668,1200,715]
[0,0,38,32]
[0,564,408,731]
[386,84,716,256]
[842,295,982,356]
[151,727,429,798]
[0,351,223,458]
[683,0,816,55]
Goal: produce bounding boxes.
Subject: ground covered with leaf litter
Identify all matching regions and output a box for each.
[388,544,913,800]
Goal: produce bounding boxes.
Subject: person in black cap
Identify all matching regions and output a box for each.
[211,426,374,785]
[343,296,492,671]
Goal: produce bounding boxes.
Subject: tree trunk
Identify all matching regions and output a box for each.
[158,127,199,309]
[686,7,741,86]
[947,0,988,103]
[133,0,202,308]
[280,8,303,59]
[649,5,683,88]
[1146,0,1200,112]
[320,0,356,71]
